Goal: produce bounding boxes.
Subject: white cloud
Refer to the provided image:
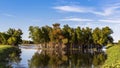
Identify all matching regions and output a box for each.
[94,5,120,16]
[53,3,120,42]
[60,17,94,22]
[99,19,120,23]
[2,13,15,17]
[53,4,120,16]
[60,17,120,23]
[53,6,90,14]
[54,6,94,13]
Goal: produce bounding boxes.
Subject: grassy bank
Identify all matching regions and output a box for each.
[102,44,120,68]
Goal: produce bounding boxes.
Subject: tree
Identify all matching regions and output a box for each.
[41,26,51,48]
[92,27,101,45]
[49,23,64,49]
[29,26,43,44]
[75,27,82,44]
[7,28,23,46]
[28,23,113,50]
[7,37,16,45]
[82,27,93,50]
[0,32,9,44]
[0,28,23,46]
[62,25,77,48]
[101,26,113,44]
[62,25,71,44]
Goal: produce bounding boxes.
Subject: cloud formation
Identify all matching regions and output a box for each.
[99,19,120,23]
[2,13,15,17]
[60,17,94,22]
[60,17,120,24]
[54,4,120,16]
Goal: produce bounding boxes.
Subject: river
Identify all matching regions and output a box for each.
[8,45,107,68]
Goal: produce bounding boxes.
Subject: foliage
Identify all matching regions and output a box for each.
[29,26,51,44]
[29,23,113,49]
[0,28,23,46]
[102,44,120,68]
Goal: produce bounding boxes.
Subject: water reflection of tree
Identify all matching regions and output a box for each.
[93,53,107,66]
[28,52,50,68]
[0,48,21,68]
[28,50,107,68]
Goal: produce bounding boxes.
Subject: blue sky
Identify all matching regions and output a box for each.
[0,0,120,42]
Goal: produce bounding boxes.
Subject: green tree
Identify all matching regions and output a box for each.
[101,26,113,44]
[41,26,51,48]
[0,32,9,44]
[0,28,22,46]
[7,37,16,45]
[62,25,71,46]
[28,23,113,50]
[92,27,101,45]
[29,26,43,44]
[7,28,23,46]
[49,23,64,49]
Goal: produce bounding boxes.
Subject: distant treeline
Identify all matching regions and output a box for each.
[29,23,113,50]
[22,40,34,44]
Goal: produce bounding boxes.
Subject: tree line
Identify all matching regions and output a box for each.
[29,23,113,50]
[0,28,23,46]
[0,23,113,49]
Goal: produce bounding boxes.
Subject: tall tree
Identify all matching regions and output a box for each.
[29,26,43,44]
[28,23,113,50]
[7,28,23,46]
[0,28,22,46]
[0,32,9,44]
[49,23,64,49]
[41,26,51,48]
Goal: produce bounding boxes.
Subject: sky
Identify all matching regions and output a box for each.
[0,0,120,42]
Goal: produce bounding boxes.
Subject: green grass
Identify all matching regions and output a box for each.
[102,44,120,68]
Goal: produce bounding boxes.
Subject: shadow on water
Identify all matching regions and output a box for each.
[28,49,107,68]
[0,47,21,68]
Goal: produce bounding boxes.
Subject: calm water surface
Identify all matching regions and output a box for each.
[9,45,107,68]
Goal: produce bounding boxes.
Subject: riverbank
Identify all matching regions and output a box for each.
[102,44,120,67]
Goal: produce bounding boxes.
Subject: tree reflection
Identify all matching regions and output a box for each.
[29,50,107,68]
[28,52,50,68]
[93,53,107,66]
[0,47,21,68]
